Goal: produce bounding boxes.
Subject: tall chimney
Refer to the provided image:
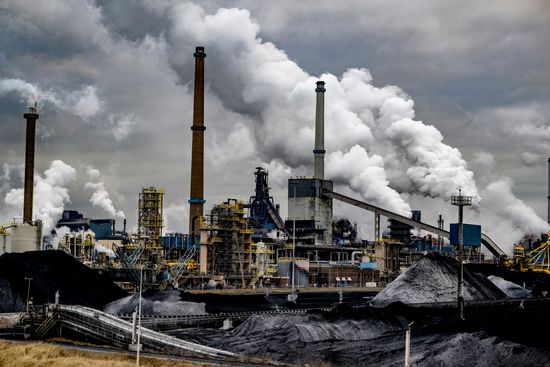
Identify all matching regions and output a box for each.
[189,46,206,232]
[548,158,550,225]
[313,81,326,180]
[23,105,39,223]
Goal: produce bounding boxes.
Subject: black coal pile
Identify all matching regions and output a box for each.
[172,305,550,366]
[0,250,127,312]
[373,253,506,305]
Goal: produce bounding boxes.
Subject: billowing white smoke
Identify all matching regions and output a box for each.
[94,243,116,258]
[327,146,410,215]
[0,78,102,120]
[161,3,547,247]
[165,4,477,211]
[476,104,550,166]
[4,160,76,234]
[84,165,125,219]
[49,226,71,249]
[469,152,549,248]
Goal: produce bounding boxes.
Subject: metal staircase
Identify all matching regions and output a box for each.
[35,313,58,339]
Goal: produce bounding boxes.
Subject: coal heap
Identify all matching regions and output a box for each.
[373,252,507,305]
[0,250,127,312]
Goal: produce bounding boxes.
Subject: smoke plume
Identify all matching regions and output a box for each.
[162,3,547,247]
[0,78,102,120]
[4,160,76,234]
[84,165,125,219]
[165,5,477,207]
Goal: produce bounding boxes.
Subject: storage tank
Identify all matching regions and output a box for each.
[11,221,42,252]
[0,232,10,255]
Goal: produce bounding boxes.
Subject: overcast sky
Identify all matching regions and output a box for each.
[0,1,549,252]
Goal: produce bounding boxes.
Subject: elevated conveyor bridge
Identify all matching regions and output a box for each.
[323,189,506,258]
[33,304,285,366]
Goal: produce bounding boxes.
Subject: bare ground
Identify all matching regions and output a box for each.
[0,340,208,367]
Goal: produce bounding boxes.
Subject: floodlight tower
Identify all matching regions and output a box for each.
[451,188,472,321]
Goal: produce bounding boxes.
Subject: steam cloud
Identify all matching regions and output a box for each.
[84,165,125,219]
[163,3,548,248]
[4,160,76,234]
[0,78,102,120]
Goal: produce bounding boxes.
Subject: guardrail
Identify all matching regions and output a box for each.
[111,307,332,330]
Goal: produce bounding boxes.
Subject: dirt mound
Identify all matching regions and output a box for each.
[0,250,127,312]
[373,253,507,305]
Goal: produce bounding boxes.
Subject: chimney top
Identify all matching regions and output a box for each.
[315,80,326,93]
[194,46,206,57]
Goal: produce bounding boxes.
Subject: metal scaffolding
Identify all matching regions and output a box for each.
[138,187,165,248]
[204,199,253,286]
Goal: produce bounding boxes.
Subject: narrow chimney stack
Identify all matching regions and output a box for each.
[189,46,206,232]
[23,105,39,223]
[547,158,550,226]
[314,81,326,180]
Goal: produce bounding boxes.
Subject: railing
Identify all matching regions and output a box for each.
[35,313,58,339]
[51,304,284,364]
[113,307,323,324]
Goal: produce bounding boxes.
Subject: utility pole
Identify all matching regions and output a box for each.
[25,277,33,313]
[451,188,471,321]
[404,321,414,367]
[288,184,298,303]
[136,266,143,366]
[437,213,443,251]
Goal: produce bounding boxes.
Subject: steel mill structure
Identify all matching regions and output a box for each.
[5,45,548,293]
[138,187,165,247]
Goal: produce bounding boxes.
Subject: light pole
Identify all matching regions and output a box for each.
[136,265,143,366]
[404,321,414,367]
[451,189,472,321]
[25,277,33,313]
[288,183,298,303]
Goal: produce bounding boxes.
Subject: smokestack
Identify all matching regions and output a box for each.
[23,105,39,223]
[548,158,550,225]
[314,81,326,180]
[189,46,206,232]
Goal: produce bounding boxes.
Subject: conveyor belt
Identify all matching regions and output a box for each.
[323,189,506,258]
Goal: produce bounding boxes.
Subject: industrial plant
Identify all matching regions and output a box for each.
[1,45,550,366]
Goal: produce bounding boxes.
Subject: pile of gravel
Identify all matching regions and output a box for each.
[488,275,531,298]
[0,250,127,312]
[372,253,507,305]
[104,289,206,315]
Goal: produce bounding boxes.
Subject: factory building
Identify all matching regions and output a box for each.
[56,210,127,241]
[287,178,333,245]
[286,81,333,246]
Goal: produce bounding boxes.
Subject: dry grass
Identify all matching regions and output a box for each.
[0,340,208,367]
